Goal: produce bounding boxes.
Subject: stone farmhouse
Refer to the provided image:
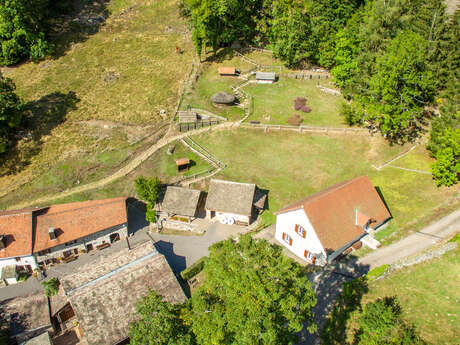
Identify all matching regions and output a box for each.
[0,197,128,278]
[57,241,186,345]
[274,176,391,265]
[205,179,266,226]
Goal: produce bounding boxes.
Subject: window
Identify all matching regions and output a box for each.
[295,224,306,238]
[282,232,293,246]
[64,240,77,247]
[15,257,20,262]
[304,250,316,264]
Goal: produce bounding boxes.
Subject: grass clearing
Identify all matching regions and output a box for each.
[191,128,457,243]
[0,0,194,209]
[354,248,459,344]
[245,78,345,127]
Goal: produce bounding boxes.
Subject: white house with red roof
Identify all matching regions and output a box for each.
[274,176,391,265]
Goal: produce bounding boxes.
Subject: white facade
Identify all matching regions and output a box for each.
[275,209,326,264]
[0,255,37,271]
[206,210,250,225]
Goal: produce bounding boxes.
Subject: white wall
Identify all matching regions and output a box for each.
[0,255,37,271]
[216,211,249,224]
[275,209,326,263]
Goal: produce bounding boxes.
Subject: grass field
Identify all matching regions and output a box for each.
[245,78,345,127]
[0,0,194,209]
[190,129,458,240]
[348,247,460,344]
[184,49,345,127]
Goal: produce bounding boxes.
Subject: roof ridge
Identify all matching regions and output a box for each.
[36,198,126,217]
[275,176,368,215]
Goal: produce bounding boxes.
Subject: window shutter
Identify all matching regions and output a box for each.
[302,228,306,238]
[295,224,299,232]
[289,237,292,246]
[282,232,286,240]
[312,255,316,264]
[304,249,308,258]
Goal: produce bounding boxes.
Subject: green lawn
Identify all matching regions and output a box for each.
[191,129,457,242]
[181,50,253,121]
[245,78,346,127]
[354,247,459,344]
[0,0,194,209]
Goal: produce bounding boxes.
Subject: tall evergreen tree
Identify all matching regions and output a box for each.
[0,72,22,153]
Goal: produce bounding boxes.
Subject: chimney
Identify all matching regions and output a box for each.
[0,235,5,249]
[48,227,57,240]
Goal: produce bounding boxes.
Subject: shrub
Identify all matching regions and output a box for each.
[134,176,161,204]
[180,256,208,280]
[145,209,156,224]
[340,102,361,125]
[287,114,303,126]
[301,105,311,113]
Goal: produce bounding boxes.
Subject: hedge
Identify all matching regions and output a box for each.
[180,256,208,280]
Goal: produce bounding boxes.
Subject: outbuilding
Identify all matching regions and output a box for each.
[177,110,198,124]
[205,179,266,226]
[256,71,276,84]
[159,186,202,223]
[218,67,239,76]
[175,158,190,172]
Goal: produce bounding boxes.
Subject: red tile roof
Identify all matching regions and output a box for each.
[33,198,127,253]
[275,176,391,252]
[218,67,236,75]
[0,210,33,258]
[0,198,127,258]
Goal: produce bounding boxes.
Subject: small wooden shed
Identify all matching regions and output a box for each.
[176,158,190,172]
[256,72,276,84]
[178,111,198,124]
[218,67,237,76]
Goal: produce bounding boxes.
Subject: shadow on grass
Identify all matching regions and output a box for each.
[0,91,80,177]
[204,48,236,63]
[48,0,110,59]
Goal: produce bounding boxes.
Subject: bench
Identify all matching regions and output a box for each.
[96,243,111,250]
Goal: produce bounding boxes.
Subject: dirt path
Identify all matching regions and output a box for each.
[359,207,460,268]
[9,122,238,209]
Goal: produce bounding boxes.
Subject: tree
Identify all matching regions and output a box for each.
[186,0,263,57]
[129,290,195,345]
[0,72,22,153]
[0,0,52,65]
[358,31,436,142]
[134,176,161,205]
[185,235,317,345]
[41,277,60,333]
[354,297,426,345]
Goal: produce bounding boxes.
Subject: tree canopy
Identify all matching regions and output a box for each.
[130,235,317,345]
[134,176,161,205]
[41,277,60,297]
[0,0,52,65]
[0,72,22,153]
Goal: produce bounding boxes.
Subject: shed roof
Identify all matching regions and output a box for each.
[275,176,391,252]
[160,186,201,217]
[1,265,17,279]
[33,197,127,253]
[218,67,236,75]
[205,179,256,216]
[175,158,190,166]
[178,111,198,124]
[256,72,276,80]
[61,241,186,345]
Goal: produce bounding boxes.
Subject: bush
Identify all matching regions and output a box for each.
[134,176,161,204]
[287,114,303,126]
[301,105,311,113]
[340,102,361,125]
[145,209,156,224]
[180,256,208,280]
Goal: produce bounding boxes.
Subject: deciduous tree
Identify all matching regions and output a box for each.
[0,72,22,153]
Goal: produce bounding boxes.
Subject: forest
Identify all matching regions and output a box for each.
[182,0,459,186]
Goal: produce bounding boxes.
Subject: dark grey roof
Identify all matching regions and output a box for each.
[61,242,186,345]
[160,186,201,217]
[253,188,267,210]
[178,111,198,123]
[211,92,235,104]
[23,332,52,345]
[205,179,256,216]
[256,72,276,80]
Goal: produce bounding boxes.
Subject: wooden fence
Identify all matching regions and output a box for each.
[178,120,220,132]
[240,122,368,135]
